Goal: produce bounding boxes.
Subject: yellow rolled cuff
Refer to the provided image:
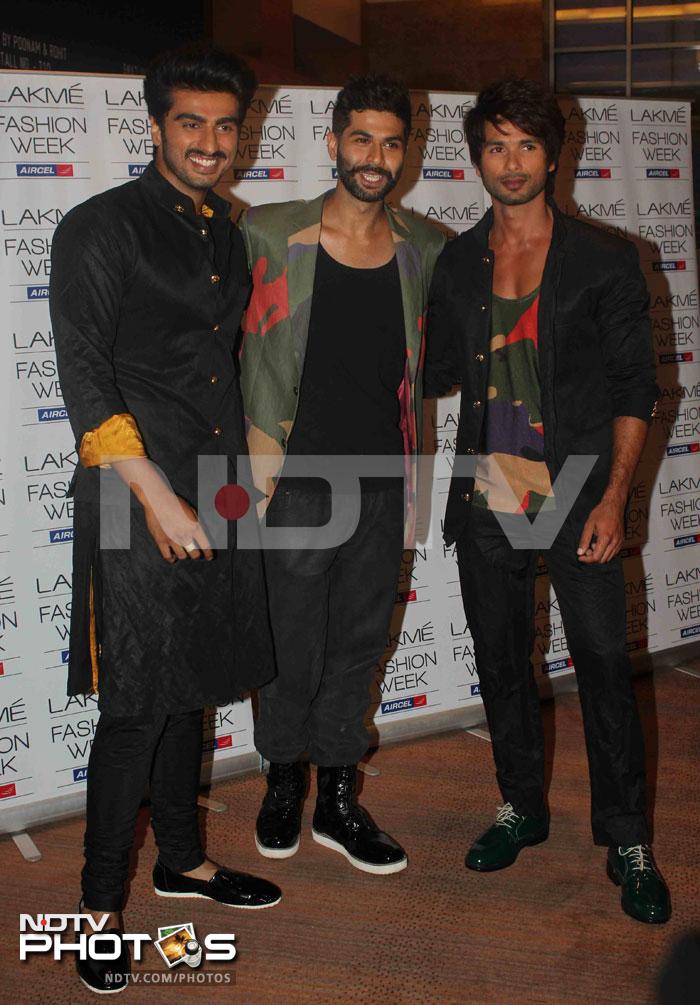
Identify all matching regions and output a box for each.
[79,413,147,468]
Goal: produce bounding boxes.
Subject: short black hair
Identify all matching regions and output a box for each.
[332,73,412,142]
[465,79,565,170]
[143,44,257,126]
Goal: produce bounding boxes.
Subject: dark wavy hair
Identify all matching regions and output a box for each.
[144,44,257,126]
[332,73,412,142]
[465,79,565,170]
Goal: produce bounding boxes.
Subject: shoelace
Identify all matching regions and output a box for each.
[494,803,521,830]
[620,844,653,872]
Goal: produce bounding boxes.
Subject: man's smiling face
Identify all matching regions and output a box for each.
[150,88,240,197]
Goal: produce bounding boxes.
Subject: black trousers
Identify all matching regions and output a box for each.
[256,484,404,766]
[456,505,649,847]
[82,708,205,911]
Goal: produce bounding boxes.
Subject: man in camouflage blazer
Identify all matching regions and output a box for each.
[238,75,445,875]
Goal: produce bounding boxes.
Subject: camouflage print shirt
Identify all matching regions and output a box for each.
[237,191,446,543]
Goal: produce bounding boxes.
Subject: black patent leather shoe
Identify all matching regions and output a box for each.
[255,761,306,859]
[75,904,130,995]
[466,803,549,872]
[607,845,671,924]
[153,860,281,909]
[312,765,407,875]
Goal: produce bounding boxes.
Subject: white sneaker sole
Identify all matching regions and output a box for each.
[311,829,408,875]
[153,888,282,909]
[254,832,300,859]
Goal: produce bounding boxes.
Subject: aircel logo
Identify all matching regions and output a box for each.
[233,168,285,180]
[72,766,88,783]
[667,442,700,456]
[681,624,700,638]
[16,163,74,177]
[575,168,611,179]
[37,407,68,422]
[659,352,694,365]
[653,261,686,272]
[674,534,700,549]
[27,286,49,300]
[470,684,481,696]
[202,734,233,752]
[380,694,427,714]
[540,657,574,674]
[128,164,148,176]
[49,527,74,543]
[422,168,465,180]
[646,168,680,178]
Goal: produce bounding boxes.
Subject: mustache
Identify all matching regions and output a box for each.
[186,149,227,160]
[499,174,529,182]
[352,163,393,180]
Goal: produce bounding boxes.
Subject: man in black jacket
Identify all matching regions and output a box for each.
[50,47,281,995]
[425,79,670,924]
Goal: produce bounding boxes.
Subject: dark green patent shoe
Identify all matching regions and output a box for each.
[607,845,671,924]
[465,803,549,872]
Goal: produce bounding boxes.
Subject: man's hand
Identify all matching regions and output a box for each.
[142,491,213,563]
[110,457,213,563]
[577,496,625,564]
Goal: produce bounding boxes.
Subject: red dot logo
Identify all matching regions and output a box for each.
[214,484,250,520]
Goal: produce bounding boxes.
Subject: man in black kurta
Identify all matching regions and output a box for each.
[49,46,280,995]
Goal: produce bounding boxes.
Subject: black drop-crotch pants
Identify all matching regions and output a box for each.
[456,504,649,847]
[256,482,404,767]
[82,708,205,911]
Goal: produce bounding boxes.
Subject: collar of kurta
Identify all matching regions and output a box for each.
[139,161,230,221]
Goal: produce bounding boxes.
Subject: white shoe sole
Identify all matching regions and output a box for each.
[311,829,408,875]
[255,832,300,859]
[153,888,282,909]
[77,974,129,995]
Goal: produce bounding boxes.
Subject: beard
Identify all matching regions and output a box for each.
[481,169,549,207]
[160,130,226,192]
[335,150,401,203]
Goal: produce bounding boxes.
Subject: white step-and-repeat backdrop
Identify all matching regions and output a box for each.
[0,74,697,831]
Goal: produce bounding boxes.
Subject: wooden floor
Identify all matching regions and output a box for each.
[3,666,699,1005]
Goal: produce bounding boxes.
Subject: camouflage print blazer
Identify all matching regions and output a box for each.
[238,190,446,542]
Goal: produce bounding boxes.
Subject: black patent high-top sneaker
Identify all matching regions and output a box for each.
[75,903,131,995]
[255,761,306,859]
[312,765,407,875]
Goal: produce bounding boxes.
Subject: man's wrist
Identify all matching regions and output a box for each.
[600,486,628,510]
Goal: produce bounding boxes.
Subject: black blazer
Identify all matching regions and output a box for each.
[424,199,658,545]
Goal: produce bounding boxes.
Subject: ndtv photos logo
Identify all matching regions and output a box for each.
[575,168,611,179]
[422,168,464,180]
[16,163,74,177]
[380,694,427,715]
[20,914,236,985]
[233,168,285,181]
[646,168,680,179]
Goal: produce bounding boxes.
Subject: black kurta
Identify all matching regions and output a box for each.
[50,164,274,715]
